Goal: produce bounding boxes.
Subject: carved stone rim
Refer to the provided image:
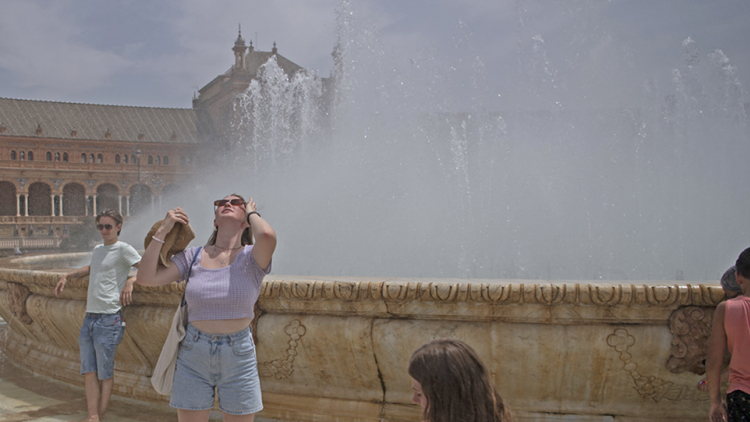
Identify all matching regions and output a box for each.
[259,277,723,307]
[0,268,725,307]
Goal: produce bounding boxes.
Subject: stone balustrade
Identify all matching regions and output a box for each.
[0,257,724,421]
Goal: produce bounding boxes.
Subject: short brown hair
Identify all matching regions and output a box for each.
[96,209,124,235]
[408,339,512,422]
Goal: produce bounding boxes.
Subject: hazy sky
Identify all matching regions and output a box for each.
[0,0,748,110]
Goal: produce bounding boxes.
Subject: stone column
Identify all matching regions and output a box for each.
[124,196,130,216]
[60,194,64,216]
[24,196,29,217]
[16,194,20,217]
[50,195,55,216]
[92,195,97,216]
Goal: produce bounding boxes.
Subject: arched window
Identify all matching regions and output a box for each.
[155,156,161,165]
[55,152,60,161]
[123,155,129,164]
[46,152,52,161]
[81,153,87,163]
[163,156,169,165]
[131,155,136,163]
[97,154,103,163]
[63,152,68,162]
[89,153,94,163]
[115,154,120,164]
[19,151,25,160]
[28,151,33,161]
[148,155,153,165]
[10,151,16,160]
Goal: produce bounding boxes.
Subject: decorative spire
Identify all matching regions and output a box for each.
[235,24,245,46]
[272,41,277,55]
[233,25,248,70]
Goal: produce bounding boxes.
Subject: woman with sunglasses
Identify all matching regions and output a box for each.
[136,194,276,422]
[54,209,141,422]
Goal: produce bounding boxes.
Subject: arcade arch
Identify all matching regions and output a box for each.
[28,182,52,216]
[96,184,120,214]
[63,183,86,216]
[129,184,152,216]
[0,182,16,216]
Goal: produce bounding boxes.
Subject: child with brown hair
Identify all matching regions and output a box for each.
[408,339,513,422]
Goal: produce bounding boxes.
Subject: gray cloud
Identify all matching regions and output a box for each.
[0,0,748,109]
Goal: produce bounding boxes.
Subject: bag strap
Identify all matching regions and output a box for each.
[180,246,202,307]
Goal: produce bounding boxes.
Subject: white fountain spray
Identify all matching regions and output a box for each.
[127,1,748,282]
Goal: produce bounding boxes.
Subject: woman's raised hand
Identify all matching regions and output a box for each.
[162,207,189,232]
[245,197,256,213]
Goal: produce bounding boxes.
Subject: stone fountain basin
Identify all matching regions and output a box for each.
[0,254,723,422]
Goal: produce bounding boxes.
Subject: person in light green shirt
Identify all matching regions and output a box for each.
[54,210,140,422]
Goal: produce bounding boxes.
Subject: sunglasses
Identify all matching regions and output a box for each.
[214,199,246,208]
[96,224,114,231]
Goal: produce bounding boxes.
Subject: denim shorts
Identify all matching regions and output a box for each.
[170,324,263,415]
[79,311,125,380]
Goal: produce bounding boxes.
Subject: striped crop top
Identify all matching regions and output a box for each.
[170,246,271,323]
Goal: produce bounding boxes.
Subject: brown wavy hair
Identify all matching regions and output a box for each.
[408,339,513,422]
[206,193,253,246]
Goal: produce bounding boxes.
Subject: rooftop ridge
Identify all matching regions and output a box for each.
[0,96,192,111]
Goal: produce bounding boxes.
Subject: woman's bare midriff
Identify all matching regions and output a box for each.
[190,318,252,335]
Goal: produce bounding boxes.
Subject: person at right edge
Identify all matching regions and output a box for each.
[707,247,750,422]
[136,194,276,422]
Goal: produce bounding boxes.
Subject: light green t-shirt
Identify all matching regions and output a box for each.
[86,241,141,314]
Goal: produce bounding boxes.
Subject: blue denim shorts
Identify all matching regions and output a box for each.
[79,311,125,380]
[170,324,263,415]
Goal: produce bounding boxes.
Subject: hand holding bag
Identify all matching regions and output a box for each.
[150,247,202,395]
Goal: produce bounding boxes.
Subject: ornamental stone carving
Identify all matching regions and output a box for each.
[259,278,724,307]
[667,306,714,375]
[258,319,306,380]
[5,282,32,324]
[607,328,707,402]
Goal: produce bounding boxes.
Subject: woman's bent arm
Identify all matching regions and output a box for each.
[136,208,188,286]
[247,199,276,271]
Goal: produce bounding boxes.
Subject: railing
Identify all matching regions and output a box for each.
[0,237,62,249]
[0,216,88,224]
[0,160,196,174]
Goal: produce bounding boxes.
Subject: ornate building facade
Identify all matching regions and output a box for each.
[0,32,312,250]
[0,98,199,248]
[192,30,313,151]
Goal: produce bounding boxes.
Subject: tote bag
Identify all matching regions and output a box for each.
[150,247,201,395]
